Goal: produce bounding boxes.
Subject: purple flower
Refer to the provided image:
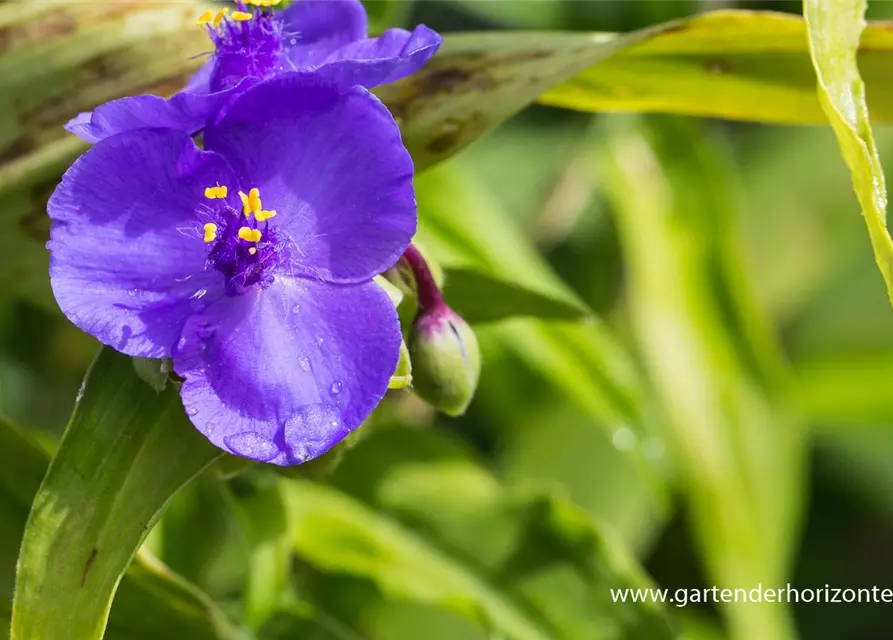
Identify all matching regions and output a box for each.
[48,74,416,464]
[67,0,441,144]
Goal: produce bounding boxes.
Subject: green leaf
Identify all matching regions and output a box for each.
[363,0,415,33]
[284,427,680,640]
[376,30,646,171]
[804,0,893,309]
[11,348,227,640]
[0,420,49,627]
[594,115,805,640]
[795,351,893,425]
[443,268,589,323]
[452,0,565,29]
[0,0,214,311]
[0,190,54,311]
[415,162,591,323]
[539,10,884,123]
[102,552,245,640]
[0,418,241,640]
[228,473,292,631]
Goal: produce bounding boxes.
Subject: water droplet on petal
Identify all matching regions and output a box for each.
[128,289,137,297]
[329,381,343,396]
[187,407,199,417]
[224,432,279,462]
[189,288,209,311]
[612,426,636,452]
[298,355,311,372]
[284,403,345,463]
[177,337,187,350]
[316,336,324,346]
[292,303,301,314]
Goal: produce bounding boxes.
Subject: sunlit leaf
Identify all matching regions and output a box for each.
[379,10,893,171]
[11,348,228,640]
[377,30,646,170]
[804,0,893,310]
[0,418,240,640]
[540,10,893,124]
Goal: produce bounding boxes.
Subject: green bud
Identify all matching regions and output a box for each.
[409,304,480,416]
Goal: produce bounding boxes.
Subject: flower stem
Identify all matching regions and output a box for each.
[402,244,444,313]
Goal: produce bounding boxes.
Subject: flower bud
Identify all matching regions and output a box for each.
[401,244,479,416]
[409,302,480,416]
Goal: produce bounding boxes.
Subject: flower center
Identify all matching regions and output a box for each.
[197,1,288,93]
[200,184,287,295]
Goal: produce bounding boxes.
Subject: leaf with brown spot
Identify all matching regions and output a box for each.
[379,10,893,172]
[11,349,232,640]
[0,0,208,194]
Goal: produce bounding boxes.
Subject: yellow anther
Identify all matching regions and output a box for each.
[255,209,277,222]
[232,10,253,21]
[196,9,214,26]
[204,185,228,199]
[248,187,262,213]
[212,8,228,27]
[203,223,218,243]
[239,187,263,216]
[238,227,262,243]
[248,247,258,255]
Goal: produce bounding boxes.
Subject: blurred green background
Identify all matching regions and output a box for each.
[5,1,893,639]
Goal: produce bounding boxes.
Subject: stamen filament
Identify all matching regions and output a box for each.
[212,8,228,28]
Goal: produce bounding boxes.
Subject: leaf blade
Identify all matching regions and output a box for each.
[804,0,893,308]
[11,348,226,640]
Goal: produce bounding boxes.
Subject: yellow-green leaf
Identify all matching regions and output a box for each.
[804,0,893,308]
[380,10,893,171]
